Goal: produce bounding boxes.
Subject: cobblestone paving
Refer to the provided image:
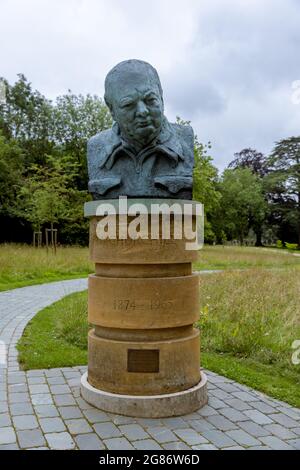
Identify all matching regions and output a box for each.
[0,279,300,450]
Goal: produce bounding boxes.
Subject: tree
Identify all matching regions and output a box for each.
[53,92,112,189]
[0,132,24,217]
[217,168,267,245]
[266,137,300,246]
[0,75,111,244]
[228,148,268,177]
[228,148,269,245]
[193,139,221,243]
[0,74,54,166]
[0,76,112,183]
[175,117,222,243]
[16,154,87,239]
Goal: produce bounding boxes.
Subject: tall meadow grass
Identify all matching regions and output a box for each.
[0,243,92,289]
[198,268,300,373]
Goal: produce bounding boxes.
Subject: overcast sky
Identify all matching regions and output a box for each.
[1,0,300,169]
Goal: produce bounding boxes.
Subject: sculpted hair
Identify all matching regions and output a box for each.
[104,59,163,110]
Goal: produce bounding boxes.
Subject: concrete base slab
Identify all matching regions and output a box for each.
[80,371,208,418]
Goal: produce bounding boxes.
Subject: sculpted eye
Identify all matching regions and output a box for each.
[121,101,134,109]
[145,97,156,104]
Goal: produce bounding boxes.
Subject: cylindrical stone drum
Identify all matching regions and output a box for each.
[81,199,207,415]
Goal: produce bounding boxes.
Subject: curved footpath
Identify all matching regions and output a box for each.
[0,279,300,450]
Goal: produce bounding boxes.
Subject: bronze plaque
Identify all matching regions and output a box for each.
[127,349,159,373]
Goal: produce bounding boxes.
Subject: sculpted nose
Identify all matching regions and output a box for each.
[136,100,148,116]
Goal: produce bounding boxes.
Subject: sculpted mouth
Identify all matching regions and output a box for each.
[136,121,151,128]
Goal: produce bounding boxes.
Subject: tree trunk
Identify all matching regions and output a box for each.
[255,226,263,247]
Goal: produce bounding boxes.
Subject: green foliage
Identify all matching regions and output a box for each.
[214,168,267,244]
[266,137,300,247]
[54,92,112,188]
[285,242,298,250]
[175,117,221,243]
[0,132,24,216]
[192,139,221,243]
[0,75,111,243]
[1,74,300,246]
[228,148,269,246]
[276,240,284,249]
[193,140,220,212]
[15,154,87,231]
[0,74,54,165]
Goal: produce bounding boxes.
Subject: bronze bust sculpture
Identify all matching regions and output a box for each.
[87,59,194,199]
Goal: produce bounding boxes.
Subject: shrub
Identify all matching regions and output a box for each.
[285,242,298,251]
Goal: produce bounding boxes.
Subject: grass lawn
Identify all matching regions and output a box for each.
[18,291,88,369]
[17,253,300,407]
[0,244,93,291]
[199,268,300,407]
[195,245,300,270]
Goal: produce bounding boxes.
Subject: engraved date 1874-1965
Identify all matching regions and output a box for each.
[113,299,173,311]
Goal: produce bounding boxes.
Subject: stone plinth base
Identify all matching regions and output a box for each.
[81,371,208,418]
[82,199,207,417]
[88,328,201,395]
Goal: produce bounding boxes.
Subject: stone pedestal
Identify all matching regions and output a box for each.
[81,199,207,417]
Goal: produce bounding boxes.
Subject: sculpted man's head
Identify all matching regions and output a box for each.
[104,59,164,148]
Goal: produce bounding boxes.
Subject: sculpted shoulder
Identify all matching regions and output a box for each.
[167,122,194,168]
[87,128,120,177]
[87,128,119,158]
[171,123,194,149]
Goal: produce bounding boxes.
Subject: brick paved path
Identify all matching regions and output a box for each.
[0,279,300,450]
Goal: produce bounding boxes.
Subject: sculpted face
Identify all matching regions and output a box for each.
[106,67,164,148]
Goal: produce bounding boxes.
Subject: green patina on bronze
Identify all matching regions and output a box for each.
[87,59,194,199]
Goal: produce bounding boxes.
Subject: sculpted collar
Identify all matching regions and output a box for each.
[99,118,185,174]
